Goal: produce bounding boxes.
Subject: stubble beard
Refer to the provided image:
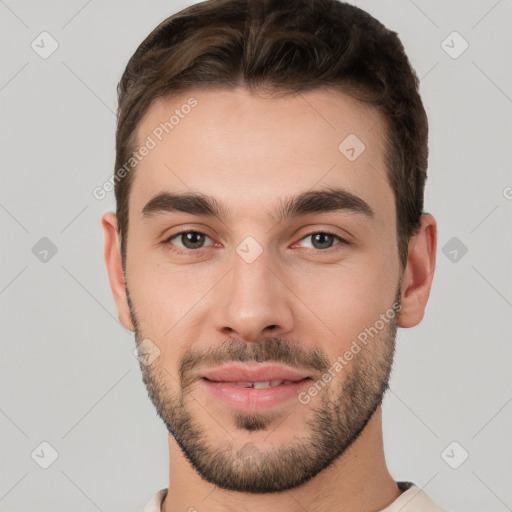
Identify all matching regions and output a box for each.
[129,288,398,493]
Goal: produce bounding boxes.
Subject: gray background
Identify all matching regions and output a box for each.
[1,0,511,511]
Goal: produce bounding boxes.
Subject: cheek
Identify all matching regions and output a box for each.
[127,250,214,337]
[290,249,399,352]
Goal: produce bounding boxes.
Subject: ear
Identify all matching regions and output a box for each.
[101,212,135,331]
[398,213,437,328]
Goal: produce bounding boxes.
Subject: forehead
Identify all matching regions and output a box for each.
[129,86,394,228]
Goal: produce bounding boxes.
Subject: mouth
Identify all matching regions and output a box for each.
[203,378,308,388]
[198,364,313,411]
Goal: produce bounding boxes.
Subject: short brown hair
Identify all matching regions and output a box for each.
[114,0,428,271]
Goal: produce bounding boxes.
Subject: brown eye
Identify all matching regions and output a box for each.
[299,231,346,251]
[311,233,335,249]
[179,231,206,249]
[165,230,213,252]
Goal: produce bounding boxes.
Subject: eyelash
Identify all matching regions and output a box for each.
[162,229,348,256]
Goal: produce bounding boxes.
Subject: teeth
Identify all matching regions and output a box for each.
[253,381,272,389]
[234,382,254,388]
[210,379,305,388]
[230,380,288,388]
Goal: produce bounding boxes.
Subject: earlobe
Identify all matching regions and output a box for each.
[397,213,437,328]
[101,212,135,331]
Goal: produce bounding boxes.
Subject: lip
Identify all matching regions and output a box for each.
[199,363,312,412]
[201,363,311,383]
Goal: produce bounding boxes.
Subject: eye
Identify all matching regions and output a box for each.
[164,230,214,253]
[162,229,348,256]
[297,231,347,251]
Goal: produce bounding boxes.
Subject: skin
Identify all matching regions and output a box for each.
[102,87,437,512]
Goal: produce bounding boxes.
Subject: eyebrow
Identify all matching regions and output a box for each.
[141,186,374,223]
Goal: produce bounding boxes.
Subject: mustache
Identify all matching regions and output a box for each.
[179,337,330,388]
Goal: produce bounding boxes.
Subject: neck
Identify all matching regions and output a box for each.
[162,407,401,512]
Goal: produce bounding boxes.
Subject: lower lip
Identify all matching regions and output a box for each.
[201,378,312,411]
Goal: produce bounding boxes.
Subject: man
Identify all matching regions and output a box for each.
[102,0,447,510]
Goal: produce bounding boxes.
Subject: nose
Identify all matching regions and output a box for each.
[212,249,294,342]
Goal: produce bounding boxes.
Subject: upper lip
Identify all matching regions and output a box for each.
[201,363,311,383]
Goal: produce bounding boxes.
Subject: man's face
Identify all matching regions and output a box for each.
[122,87,402,492]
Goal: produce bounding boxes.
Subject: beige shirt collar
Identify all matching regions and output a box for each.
[142,482,451,512]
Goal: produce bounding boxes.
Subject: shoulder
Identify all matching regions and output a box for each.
[141,488,168,512]
[379,482,454,512]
